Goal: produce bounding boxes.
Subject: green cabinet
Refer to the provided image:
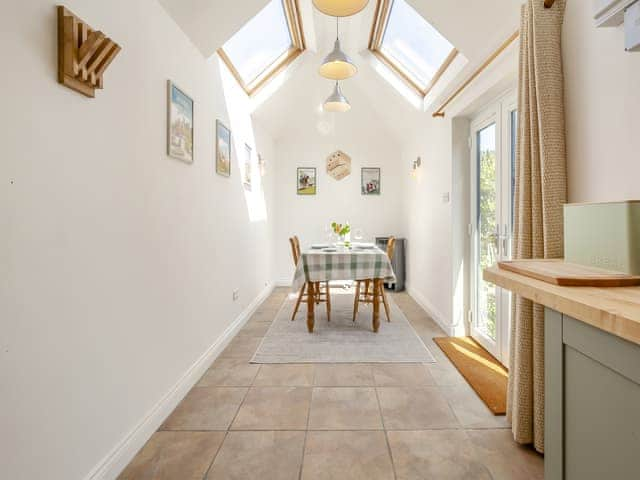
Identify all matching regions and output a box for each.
[545,308,640,480]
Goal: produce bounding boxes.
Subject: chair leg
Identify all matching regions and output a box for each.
[381,283,391,322]
[325,281,331,322]
[315,282,321,305]
[353,280,361,322]
[292,283,306,321]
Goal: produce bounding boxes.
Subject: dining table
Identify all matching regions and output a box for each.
[291,243,396,333]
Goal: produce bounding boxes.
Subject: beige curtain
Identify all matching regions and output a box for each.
[508,0,567,454]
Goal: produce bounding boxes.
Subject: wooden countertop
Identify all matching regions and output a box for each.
[484,265,640,346]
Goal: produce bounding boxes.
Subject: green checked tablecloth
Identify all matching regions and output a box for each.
[292,247,396,291]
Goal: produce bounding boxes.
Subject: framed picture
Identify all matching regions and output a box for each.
[297,167,317,195]
[216,120,231,177]
[243,143,252,191]
[167,80,194,163]
[361,167,381,195]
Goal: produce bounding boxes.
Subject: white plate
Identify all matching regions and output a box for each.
[354,243,375,249]
[311,244,330,249]
[322,248,337,252]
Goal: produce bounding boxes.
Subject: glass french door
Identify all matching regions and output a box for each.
[470,93,517,365]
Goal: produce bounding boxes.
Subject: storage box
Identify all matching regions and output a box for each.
[564,201,640,275]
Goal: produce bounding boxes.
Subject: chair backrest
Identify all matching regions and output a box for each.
[387,236,396,261]
[293,236,301,259]
[289,237,299,266]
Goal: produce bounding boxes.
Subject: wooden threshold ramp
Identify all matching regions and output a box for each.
[433,336,507,415]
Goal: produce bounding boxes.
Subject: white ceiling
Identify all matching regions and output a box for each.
[159,0,522,141]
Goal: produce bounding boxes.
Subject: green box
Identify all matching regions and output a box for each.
[564,201,640,275]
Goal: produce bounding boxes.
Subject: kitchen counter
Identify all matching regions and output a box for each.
[483,264,640,346]
[484,263,640,480]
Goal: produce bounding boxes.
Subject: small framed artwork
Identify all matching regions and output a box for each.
[297,167,317,195]
[361,167,381,195]
[243,143,252,191]
[216,120,231,177]
[167,80,194,163]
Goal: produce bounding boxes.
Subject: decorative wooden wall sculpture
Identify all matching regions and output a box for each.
[57,6,121,98]
[326,150,352,180]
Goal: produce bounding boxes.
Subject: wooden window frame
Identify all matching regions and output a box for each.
[217,0,305,97]
[368,0,458,98]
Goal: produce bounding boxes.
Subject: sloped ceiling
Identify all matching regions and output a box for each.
[159,0,522,141]
[158,0,270,57]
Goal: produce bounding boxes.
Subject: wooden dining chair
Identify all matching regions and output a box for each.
[289,236,331,322]
[352,237,395,322]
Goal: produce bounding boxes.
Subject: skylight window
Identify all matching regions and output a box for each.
[369,0,458,97]
[218,0,305,96]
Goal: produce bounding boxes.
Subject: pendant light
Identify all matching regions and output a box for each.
[323,82,351,112]
[319,17,357,80]
[313,0,369,17]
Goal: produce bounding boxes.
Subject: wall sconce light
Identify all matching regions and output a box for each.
[258,154,266,176]
[411,156,422,178]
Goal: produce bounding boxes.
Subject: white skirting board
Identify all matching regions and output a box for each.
[406,285,454,336]
[84,282,275,480]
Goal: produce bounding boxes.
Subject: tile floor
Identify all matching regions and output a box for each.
[119,288,543,480]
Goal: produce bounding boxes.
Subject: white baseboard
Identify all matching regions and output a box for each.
[86,282,275,480]
[406,284,454,336]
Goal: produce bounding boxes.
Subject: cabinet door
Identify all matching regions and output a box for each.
[562,315,640,480]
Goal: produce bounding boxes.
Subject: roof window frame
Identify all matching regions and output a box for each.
[368,0,458,98]
[217,0,306,96]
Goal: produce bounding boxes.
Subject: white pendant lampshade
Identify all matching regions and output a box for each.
[319,38,357,80]
[313,0,369,17]
[323,82,351,112]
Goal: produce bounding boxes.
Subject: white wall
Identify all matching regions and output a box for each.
[0,1,275,479]
[563,1,640,202]
[401,44,519,334]
[273,110,406,284]
[402,118,455,331]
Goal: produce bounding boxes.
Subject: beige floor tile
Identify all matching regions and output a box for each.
[440,384,510,428]
[250,310,278,323]
[253,364,315,386]
[377,387,459,429]
[231,387,311,430]
[413,324,446,342]
[308,387,383,430]
[466,429,544,480]
[236,321,271,337]
[198,359,260,387]
[426,361,467,387]
[261,297,287,311]
[220,336,262,360]
[301,431,395,480]
[206,431,305,480]
[118,431,224,480]
[162,387,247,431]
[372,364,435,386]
[313,364,374,386]
[387,430,491,479]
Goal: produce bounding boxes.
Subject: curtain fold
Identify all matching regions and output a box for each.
[508,0,567,454]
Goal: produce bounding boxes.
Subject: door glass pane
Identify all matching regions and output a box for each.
[476,123,497,341]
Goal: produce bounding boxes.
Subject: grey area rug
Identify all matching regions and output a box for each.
[251,291,436,363]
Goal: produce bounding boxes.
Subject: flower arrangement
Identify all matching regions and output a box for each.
[331,222,350,237]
